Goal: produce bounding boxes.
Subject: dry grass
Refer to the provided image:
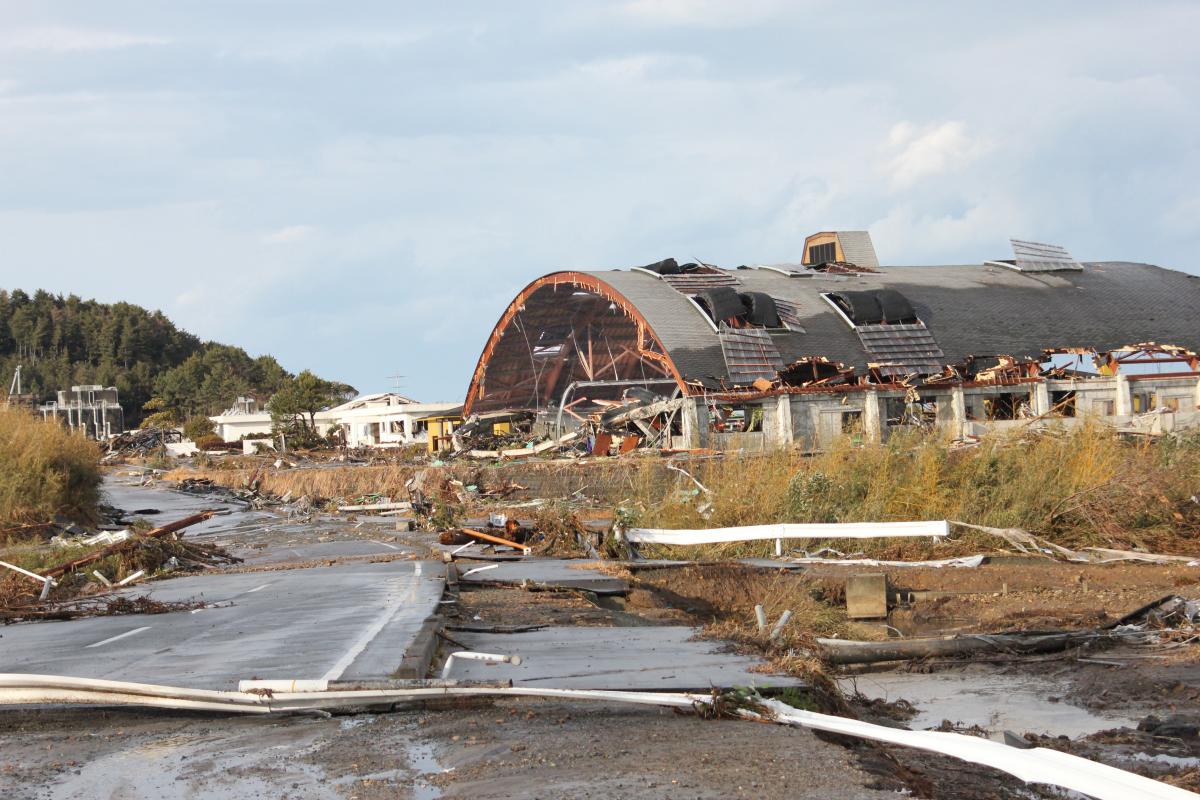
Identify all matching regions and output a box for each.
[164,463,421,502]
[620,422,1200,559]
[0,408,101,532]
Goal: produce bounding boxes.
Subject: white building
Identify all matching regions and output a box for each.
[209,393,462,449]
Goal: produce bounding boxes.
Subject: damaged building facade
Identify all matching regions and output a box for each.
[462,234,1200,452]
[37,385,125,440]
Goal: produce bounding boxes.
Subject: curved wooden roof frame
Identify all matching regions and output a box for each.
[463,271,690,415]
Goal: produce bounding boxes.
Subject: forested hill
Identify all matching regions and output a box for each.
[0,289,316,426]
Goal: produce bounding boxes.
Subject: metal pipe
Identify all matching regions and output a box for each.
[554,378,678,437]
[769,610,793,640]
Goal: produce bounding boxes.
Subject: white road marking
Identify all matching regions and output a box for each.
[369,540,400,550]
[85,626,151,648]
[321,572,423,681]
[244,583,271,594]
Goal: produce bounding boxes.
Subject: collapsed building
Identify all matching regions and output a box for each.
[461,234,1200,452]
[38,385,125,440]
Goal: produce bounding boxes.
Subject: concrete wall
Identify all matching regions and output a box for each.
[680,373,1200,453]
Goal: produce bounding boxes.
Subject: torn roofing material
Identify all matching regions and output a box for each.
[464,260,1200,410]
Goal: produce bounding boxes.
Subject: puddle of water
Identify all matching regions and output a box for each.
[52,723,335,800]
[841,670,1139,738]
[405,740,448,800]
[1131,752,1200,768]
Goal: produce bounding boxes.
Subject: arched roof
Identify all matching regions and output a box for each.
[465,261,1200,413]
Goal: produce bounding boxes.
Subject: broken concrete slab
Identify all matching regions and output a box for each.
[454,558,628,594]
[440,626,803,691]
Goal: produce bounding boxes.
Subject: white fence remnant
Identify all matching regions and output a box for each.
[621,520,949,546]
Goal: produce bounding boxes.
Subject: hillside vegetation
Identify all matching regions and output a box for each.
[0,289,343,426]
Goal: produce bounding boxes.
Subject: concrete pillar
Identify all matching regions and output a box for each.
[680,399,701,449]
[1115,374,1132,417]
[862,391,882,443]
[1032,382,1051,416]
[951,387,967,438]
[774,394,794,447]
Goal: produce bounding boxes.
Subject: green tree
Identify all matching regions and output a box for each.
[268,370,356,443]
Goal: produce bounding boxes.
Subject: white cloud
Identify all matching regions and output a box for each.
[574,53,706,82]
[616,0,793,28]
[884,121,991,189]
[262,225,316,245]
[0,27,169,53]
[223,28,434,62]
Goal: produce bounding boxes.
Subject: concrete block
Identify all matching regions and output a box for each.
[846,573,888,619]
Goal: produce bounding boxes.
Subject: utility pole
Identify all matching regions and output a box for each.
[5,365,20,407]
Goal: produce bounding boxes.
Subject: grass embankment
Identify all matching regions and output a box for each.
[0,408,100,533]
[622,423,1200,559]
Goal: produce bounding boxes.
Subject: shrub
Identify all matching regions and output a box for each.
[182,415,216,442]
[0,408,101,530]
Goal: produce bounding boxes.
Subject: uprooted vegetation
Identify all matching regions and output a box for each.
[1,513,239,620]
[620,422,1200,560]
[0,408,101,531]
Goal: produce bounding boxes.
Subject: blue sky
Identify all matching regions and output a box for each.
[1,1,1198,400]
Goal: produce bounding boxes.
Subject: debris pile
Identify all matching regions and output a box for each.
[102,427,183,460]
[1,511,239,622]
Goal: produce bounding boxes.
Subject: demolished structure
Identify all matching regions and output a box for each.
[462,234,1200,452]
[37,385,125,440]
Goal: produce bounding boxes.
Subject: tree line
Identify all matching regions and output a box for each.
[0,289,353,433]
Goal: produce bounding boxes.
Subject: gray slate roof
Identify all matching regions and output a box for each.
[835,231,880,270]
[583,262,1200,386]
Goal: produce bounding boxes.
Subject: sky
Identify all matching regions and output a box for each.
[1,1,1198,401]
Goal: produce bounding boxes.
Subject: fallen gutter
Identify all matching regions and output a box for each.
[0,673,1192,799]
[621,520,949,546]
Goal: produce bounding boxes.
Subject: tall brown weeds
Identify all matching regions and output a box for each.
[622,423,1200,557]
[0,408,100,532]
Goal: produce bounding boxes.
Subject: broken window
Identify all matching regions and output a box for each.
[827,289,918,326]
[984,392,1031,421]
[694,288,782,329]
[389,420,406,434]
[1050,390,1076,417]
[709,403,764,433]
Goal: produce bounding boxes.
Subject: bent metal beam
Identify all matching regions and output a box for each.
[464,271,689,416]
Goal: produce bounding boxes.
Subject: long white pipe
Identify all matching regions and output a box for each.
[0,674,1193,799]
